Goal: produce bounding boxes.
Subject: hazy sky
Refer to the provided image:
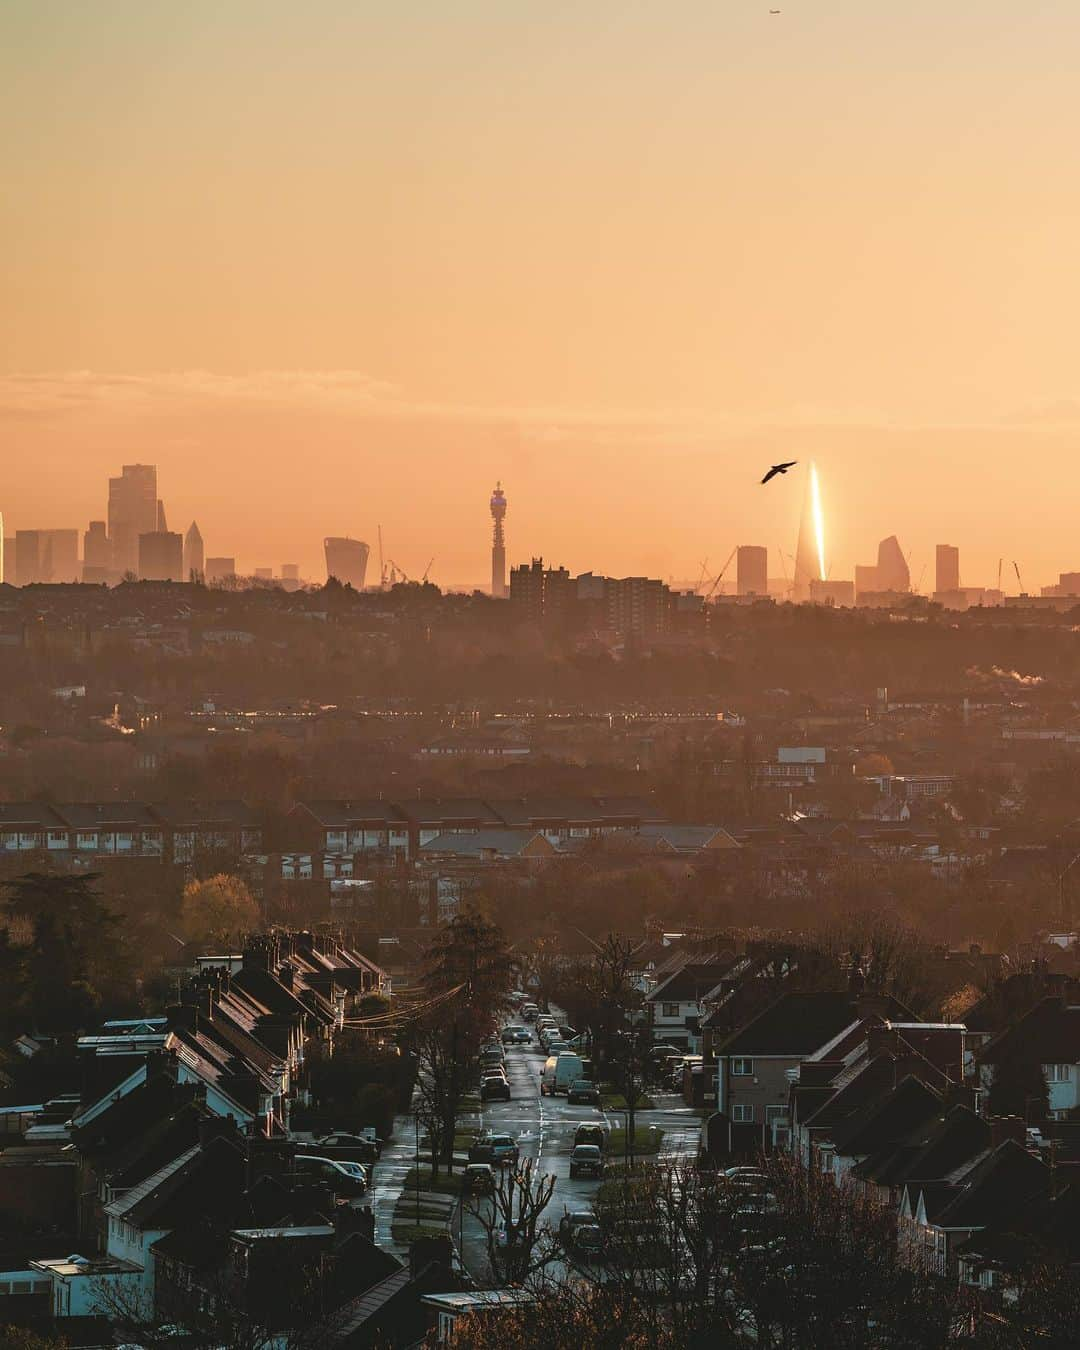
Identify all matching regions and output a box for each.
[4,2,1080,587]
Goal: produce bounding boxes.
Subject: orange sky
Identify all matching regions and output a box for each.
[4,2,1080,588]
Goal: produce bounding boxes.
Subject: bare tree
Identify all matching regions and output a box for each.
[467,1156,557,1285]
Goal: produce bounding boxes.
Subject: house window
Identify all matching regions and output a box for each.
[765,1104,788,1123]
[662,1003,680,1019]
[731,1103,754,1123]
[731,1058,754,1076]
[1045,1063,1072,1082]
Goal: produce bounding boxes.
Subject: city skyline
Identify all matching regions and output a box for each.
[6,5,1080,588]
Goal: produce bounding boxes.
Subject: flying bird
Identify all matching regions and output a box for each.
[761,461,797,485]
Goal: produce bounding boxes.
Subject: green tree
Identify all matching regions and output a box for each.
[180,873,260,948]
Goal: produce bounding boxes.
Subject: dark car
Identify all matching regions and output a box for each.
[463,1163,496,1194]
[294,1155,369,1197]
[574,1123,608,1151]
[567,1079,600,1106]
[569,1144,604,1179]
[468,1133,520,1166]
[310,1132,381,1163]
[481,1078,511,1101]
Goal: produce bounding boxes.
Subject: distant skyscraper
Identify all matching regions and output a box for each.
[14,529,79,585]
[855,564,879,598]
[490,482,507,598]
[83,521,110,582]
[281,563,300,581]
[108,464,158,577]
[877,535,910,592]
[156,499,168,532]
[183,522,205,580]
[324,537,369,589]
[322,534,369,588]
[138,531,183,581]
[254,567,273,581]
[936,544,960,594]
[792,462,826,601]
[206,557,236,583]
[736,545,768,597]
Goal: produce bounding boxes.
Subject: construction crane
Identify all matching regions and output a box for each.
[377,525,387,589]
[997,558,1003,594]
[421,557,435,584]
[1013,561,1024,594]
[387,559,408,585]
[703,547,738,600]
[694,559,710,595]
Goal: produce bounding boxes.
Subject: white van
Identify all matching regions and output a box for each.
[552,1053,586,1095]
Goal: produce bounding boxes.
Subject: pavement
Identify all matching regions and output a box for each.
[456,1035,703,1284]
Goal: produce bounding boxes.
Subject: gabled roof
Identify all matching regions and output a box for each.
[293,800,408,828]
[151,800,261,828]
[55,802,160,828]
[853,1105,989,1188]
[717,992,909,1058]
[418,830,555,859]
[979,997,1080,1067]
[397,798,498,825]
[932,1140,1050,1231]
[648,960,736,1005]
[828,1075,943,1159]
[0,803,69,830]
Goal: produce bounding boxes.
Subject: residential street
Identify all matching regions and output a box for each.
[457,1039,702,1283]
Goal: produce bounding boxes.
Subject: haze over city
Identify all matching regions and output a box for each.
[6,2,1080,587]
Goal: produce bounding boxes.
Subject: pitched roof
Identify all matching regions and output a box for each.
[718,992,903,1058]
[979,997,1080,1066]
[418,830,554,858]
[933,1140,1050,1230]
[828,1075,944,1159]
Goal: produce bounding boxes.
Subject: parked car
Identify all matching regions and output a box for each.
[482,1078,511,1101]
[522,1004,539,1022]
[294,1155,369,1196]
[311,1132,381,1163]
[501,1026,523,1044]
[468,1133,520,1166]
[463,1163,496,1194]
[569,1143,604,1179]
[567,1078,600,1106]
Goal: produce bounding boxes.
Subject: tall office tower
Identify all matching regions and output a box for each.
[205,556,236,583]
[138,531,183,581]
[936,544,960,594]
[490,481,507,598]
[736,545,768,597]
[156,499,168,532]
[792,462,825,601]
[183,521,205,580]
[877,535,910,592]
[14,529,80,585]
[324,536,369,589]
[83,520,110,582]
[108,464,158,577]
[855,564,879,598]
[281,563,299,581]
